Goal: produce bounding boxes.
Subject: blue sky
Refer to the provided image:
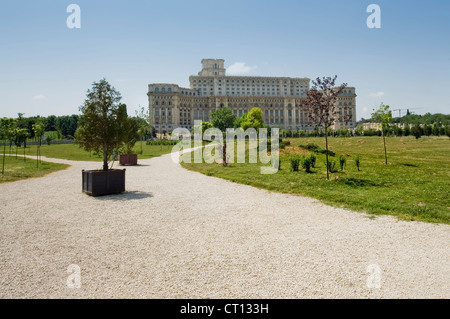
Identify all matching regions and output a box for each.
[1,0,449,120]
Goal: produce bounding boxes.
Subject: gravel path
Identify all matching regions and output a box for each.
[0,151,449,299]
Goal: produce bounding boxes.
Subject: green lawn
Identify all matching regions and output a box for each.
[181,136,450,224]
[6,142,176,162]
[0,155,69,184]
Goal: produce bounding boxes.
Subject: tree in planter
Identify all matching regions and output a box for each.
[75,78,125,171]
[304,76,348,180]
[371,103,392,165]
[210,107,236,166]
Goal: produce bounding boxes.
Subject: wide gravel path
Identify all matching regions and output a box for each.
[0,151,449,299]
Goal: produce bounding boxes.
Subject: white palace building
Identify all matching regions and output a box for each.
[148,59,356,133]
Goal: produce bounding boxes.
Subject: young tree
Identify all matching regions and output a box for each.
[135,105,151,154]
[75,79,126,171]
[210,107,236,132]
[210,107,236,166]
[32,118,45,168]
[371,103,392,165]
[304,76,348,180]
[16,128,29,161]
[241,107,264,130]
[403,124,410,136]
[119,105,140,155]
[411,123,422,139]
[0,118,9,176]
[193,121,213,136]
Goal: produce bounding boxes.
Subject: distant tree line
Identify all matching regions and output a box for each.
[0,113,157,147]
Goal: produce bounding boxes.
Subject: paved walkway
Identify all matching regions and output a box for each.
[0,152,449,298]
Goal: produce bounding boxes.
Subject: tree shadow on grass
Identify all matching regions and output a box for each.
[336,177,382,187]
[96,191,153,201]
[400,163,418,167]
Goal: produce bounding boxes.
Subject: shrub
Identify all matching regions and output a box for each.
[301,156,313,173]
[411,124,422,139]
[290,157,301,172]
[327,160,337,173]
[309,153,316,168]
[304,143,320,152]
[46,135,53,145]
[339,155,346,171]
[146,140,178,146]
[354,155,361,171]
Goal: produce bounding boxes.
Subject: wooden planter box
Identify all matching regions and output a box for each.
[119,153,138,166]
[82,169,126,197]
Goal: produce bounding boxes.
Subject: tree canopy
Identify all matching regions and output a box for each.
[210,107,236,132]
[75,79,127,171]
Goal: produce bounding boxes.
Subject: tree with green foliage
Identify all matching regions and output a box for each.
[210,107,236,166]
[403,124,410,136]
[32,118,45,168]
[193,121,213,137]
[75,79,126,171]
[241,107,264,130]
[16,128,29,161]
[210,107,236,132]
[304,76,348,180]
[371,103,392,165]
[0,118,15,175]
[233,113,247,129]
[411,123,423,139]
[135,105,151,154]
[118,104,140,155]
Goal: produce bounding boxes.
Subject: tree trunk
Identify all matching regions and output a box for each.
[222,139,227,167]
[2,144,5,176]
[383,132,387,165]
[103,148,108,171]
[325,128,329,180]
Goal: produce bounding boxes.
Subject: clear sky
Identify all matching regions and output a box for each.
[1,0,449,120]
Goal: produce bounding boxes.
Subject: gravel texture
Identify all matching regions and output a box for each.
[0,151,449,299]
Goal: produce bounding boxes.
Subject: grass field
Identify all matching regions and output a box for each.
[5,142,176,162]
[0,155,69,184]
[181,136,450,224]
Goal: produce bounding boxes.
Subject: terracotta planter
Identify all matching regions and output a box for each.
[119,153,138,166]
[82,169,126,196]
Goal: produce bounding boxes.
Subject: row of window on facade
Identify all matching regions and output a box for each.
[153,87,196,96]
[192,78,307,85]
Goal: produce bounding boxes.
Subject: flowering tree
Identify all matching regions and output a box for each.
[305,76,348,180]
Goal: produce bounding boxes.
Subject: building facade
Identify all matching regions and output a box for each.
[148,59,357,133]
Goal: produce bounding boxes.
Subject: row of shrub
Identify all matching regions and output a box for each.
[289,154,361,173]
[146,139,179,146]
